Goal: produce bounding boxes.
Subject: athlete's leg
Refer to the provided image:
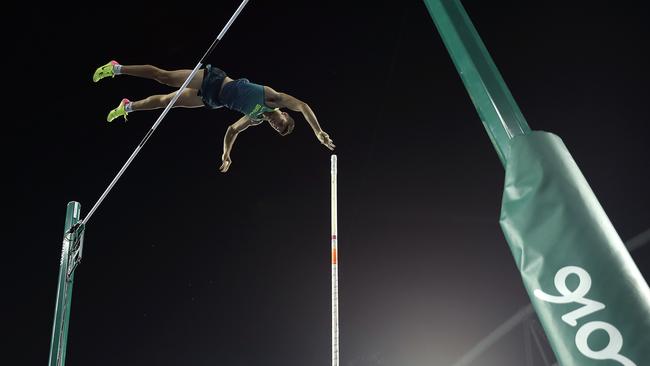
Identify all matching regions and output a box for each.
[107,89,204,122]
[93,61,204,89]
[120,65,205,89]
[131,88,204,111]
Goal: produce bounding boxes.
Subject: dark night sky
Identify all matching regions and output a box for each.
[8,1,650,365]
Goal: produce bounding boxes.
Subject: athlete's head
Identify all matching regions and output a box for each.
[266,109,295,136]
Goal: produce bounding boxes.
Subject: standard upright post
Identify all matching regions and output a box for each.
[330,155,339,366]
[423,0,531,165]
[49,202,83,366]
[424,1,650,365]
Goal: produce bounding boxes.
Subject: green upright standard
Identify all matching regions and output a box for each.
[48,202,84,366]
[424,1,650,365]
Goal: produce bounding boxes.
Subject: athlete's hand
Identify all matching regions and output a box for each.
[317,131,335,151]
[219,154,232,173]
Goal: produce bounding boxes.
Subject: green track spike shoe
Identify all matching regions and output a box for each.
[93,60,120,82]
[107,98,130,122]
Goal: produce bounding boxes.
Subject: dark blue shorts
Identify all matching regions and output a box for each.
[198,64,227,109]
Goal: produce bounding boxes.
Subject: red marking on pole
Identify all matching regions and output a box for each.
[332,248,337,264]
[332,235,337,240]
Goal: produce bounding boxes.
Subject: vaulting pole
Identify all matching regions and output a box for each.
[331,155,339,366]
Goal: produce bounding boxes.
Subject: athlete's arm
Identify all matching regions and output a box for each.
[265,87,335,150]
[220,116,253,173]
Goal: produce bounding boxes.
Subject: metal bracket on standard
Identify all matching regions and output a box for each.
[65,223,85,281]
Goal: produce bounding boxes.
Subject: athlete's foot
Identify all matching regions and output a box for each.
[107,98,130,122]
[93,60,120,82]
